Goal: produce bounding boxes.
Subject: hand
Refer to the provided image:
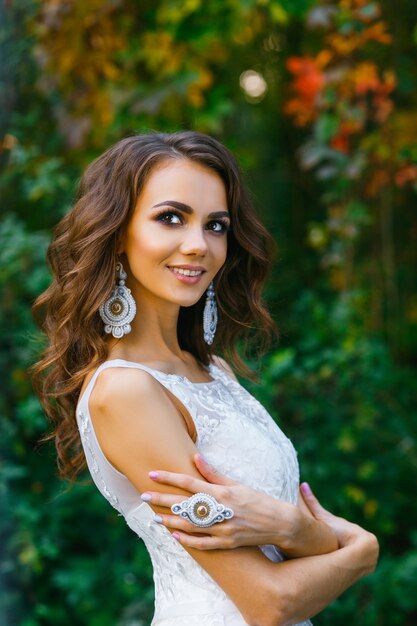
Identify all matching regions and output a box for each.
[300,482,367,547]
[300,482,379,574]
[143,453,298,550]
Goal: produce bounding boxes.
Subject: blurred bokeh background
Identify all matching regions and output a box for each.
[1,0,417,624]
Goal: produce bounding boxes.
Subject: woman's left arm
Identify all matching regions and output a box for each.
[142,453,339,557]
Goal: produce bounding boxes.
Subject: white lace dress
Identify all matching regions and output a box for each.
[76,359,312,626]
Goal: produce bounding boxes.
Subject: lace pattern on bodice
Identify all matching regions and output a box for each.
[76,359,312,626]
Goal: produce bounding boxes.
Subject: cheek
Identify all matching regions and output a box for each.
[125,221,173,262]
[216,236,228,264]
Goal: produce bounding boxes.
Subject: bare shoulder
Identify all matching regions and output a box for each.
[88,365,196,479]
[90,366,159,415]
[211,354,239,383]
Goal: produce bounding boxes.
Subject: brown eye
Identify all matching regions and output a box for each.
[155,211,182,225]
[207,220,230,234]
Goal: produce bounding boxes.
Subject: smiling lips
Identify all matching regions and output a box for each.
[167,265,206,284]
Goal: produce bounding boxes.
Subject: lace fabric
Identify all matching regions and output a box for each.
[76,359,312,626]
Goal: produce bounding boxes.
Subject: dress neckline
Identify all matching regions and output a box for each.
[103,358,221,386]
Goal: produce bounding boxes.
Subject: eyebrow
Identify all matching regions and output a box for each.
[152,200,230,220]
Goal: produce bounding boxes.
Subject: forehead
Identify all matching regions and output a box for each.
[136,159,228,212]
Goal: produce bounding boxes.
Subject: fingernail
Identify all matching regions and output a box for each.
[153,515,163,523]
[301,482,312,495]
[141,493,152,502]
[196,453,208,464]
[172,532,180,540]
[149,471,159,479]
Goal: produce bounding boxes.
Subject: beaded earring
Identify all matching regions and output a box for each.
[99,261,136,338]
[203,281,217,345]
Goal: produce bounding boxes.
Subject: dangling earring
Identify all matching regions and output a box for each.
[99,261,136,339]
[203,281,217,345]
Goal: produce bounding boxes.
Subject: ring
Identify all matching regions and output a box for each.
[171,492,234,528]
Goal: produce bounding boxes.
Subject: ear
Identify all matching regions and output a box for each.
[117,252,130,273]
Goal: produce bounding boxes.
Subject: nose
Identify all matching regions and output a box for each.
[179,224,208,256]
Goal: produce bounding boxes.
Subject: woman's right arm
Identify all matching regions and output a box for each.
[90,368,378,626]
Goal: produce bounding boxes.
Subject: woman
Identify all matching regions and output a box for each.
[32,131,378,626]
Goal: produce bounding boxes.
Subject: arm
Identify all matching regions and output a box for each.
[91,368,378,626]
[143,454,339,557]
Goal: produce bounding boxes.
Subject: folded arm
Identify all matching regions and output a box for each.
[90,367,378,626]
[142,455,339,557]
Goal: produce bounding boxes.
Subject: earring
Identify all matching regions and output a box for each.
[99,261,136,338]
[203,281,218,345]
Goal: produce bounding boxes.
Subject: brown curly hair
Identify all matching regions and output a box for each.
[31,131,279,481]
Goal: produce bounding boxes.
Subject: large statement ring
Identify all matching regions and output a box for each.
[171,492,234,528]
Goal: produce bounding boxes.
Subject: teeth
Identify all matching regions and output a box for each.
[169,267,203,277]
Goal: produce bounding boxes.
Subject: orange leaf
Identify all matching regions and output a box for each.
[286,57,304,74]
[330,134,350,153]
[287,57,325,99]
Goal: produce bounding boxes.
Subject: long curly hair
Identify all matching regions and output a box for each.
[31,131,279,481]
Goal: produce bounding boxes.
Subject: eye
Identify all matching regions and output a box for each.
[155,210,183,225]
[154,210,230,234]
[207,220,231,234]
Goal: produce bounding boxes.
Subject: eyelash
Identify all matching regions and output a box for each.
[155,210,231,234]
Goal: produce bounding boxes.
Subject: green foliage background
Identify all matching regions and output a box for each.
[1,1,417,624]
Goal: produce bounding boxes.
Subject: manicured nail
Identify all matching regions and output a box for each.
[153,515,163,523]
[172,532,180,540]
[141,493,152,502]
[196,453,209,465]
[301,482,312,495]
[148,471,159,479]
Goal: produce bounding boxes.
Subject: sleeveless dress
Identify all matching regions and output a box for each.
[76,358,313,626]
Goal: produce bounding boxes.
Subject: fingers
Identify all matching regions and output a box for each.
[193,454,237,486]
[143,490,225,542]
[147,456,236,495]
[144,495,235,539]
[300,482,329,519]
[153,512,214,535]
[148,500,238,549]
[141,491,183,509]
[170,531,234,550]
[148,469,214,495]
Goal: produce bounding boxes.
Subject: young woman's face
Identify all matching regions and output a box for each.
[121,158,231,308]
